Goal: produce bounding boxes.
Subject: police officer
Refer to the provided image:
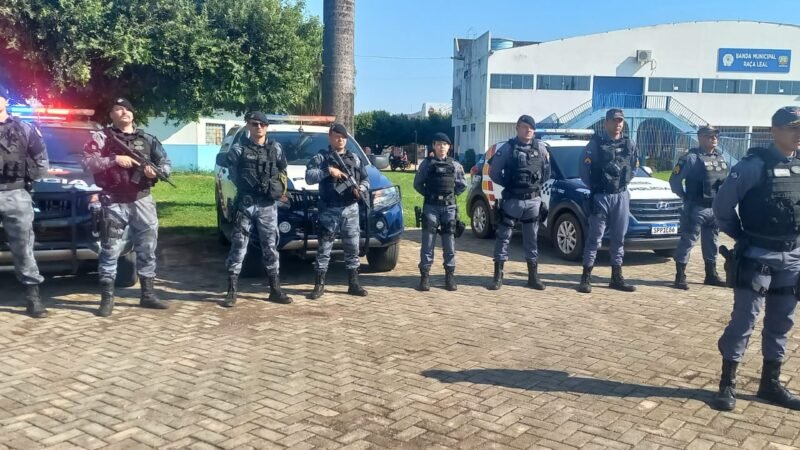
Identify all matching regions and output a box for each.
[577,108,638,294]
[487,115,550,291]
[305,123,370,299]
[414,132,466,291]
[0,84,49,318]
[82,98,170,317]
[669,125,727,290]
[216,111,291,307]
[711,106,800,411]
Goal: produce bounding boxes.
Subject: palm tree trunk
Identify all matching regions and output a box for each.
[322,0,355,131]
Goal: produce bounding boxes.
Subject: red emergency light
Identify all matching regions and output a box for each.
[8,106,95,119]
[264,114,336,125]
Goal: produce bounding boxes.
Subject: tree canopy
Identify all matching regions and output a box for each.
[0,0,322,122]
[354,110,453,151]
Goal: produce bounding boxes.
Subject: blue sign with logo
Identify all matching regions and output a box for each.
[718,48,791,73]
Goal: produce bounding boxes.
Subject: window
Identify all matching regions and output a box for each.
[536,75,590,91]
[470,123,476,132]
[648,77,699,93]
[490,74,534,89]
[755,80,800,96]
[702,79,753,94]
[205,123,226,145]
[461,124,467,132]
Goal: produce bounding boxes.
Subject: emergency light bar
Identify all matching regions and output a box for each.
[535,128,595,136]
[264,114,336,125]
[8,106,95,118]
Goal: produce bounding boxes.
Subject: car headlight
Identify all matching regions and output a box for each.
[371,186,400,210]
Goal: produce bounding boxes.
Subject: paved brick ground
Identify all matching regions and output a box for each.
[1,231,800,449]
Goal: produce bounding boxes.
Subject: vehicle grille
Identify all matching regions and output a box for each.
[36,198,74,219]
[630,199,682,223]
[289,190,319,211]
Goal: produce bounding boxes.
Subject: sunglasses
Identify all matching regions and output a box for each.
[248,121,267,128]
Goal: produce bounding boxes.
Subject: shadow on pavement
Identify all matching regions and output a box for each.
[421,368,713,404]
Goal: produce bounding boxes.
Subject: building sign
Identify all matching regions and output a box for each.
[718,48,791,73]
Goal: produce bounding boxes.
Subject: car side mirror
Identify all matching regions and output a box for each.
[643,166,653,175]
[372,155,390,170]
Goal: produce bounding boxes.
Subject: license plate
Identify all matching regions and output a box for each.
[651,223,678,235]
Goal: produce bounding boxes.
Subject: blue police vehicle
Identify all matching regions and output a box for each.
[467,129,683,260]
[215,115,404,276]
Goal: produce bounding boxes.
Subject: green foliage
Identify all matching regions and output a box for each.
[354,110,453,152]
[0,0,322,123]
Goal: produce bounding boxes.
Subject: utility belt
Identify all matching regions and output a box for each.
[102,190,150,204]
[504,190,540,200]
[747,235,800,252]
[238,193,275,208]
[0,180,26,191]
[424,192,455,206]
[322,199,357,208]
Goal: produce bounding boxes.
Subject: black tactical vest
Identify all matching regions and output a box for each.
[424,157,456,205]
[685,149,728,205]
[94,128,154,194]
[319,149,362,206]
[740,147,800,250]
[590,137,634,194]
[0,118,28,182]
[236,140,284,201]
[504,139,545,198]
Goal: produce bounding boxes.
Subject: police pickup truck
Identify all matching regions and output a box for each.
[215,115,404,276]
[467,129,683,260]
[0,106,137,286]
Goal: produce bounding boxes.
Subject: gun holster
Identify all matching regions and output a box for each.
[414,206,423,228]
[494,199,503,225]
[455,219,466,238]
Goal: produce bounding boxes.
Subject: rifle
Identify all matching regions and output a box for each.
[107,134,176,188]
[329,150,369,256]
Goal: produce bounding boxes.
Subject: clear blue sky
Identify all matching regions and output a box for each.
[305,0,799,114]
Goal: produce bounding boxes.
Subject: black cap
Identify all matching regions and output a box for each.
[432,132,452,145]
[698,125,719,136]
[329,122,349,136]
[516,115,536,128]
[772,106,800,128]
[0,84,9,100]
[605,108,625,120]
[245,111,269,124]
[110,97,135,113]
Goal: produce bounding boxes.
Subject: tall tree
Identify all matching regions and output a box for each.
[321,0,355,130]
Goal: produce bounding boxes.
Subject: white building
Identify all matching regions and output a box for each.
[452,21,800,161]
[407,102,452,119]
[145,112,243,170]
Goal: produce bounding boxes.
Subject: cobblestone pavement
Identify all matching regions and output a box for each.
[1,231,799,449]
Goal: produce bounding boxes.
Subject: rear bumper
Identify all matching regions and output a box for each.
[620,236,680,250]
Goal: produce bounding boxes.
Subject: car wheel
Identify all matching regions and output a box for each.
[217,201,231,245]
[470,199,494,239]
[240,245,265,278]
[553,213,584,261]
[653,249,674,258]
[367,242,399,272]
[116,252,138,287]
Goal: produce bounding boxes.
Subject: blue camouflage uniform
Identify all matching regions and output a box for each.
[414,156,466,271]
[306,147,369,273]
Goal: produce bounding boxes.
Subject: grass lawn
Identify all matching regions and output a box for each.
[152,171,469,235]
[652,170,671,182]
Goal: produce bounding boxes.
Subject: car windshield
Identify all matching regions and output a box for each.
[238,130,368,166]
[40,126,95,165]
[549,145,649,179]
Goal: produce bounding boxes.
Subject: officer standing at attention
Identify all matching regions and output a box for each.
[711,106,800,411]
[216,111,291,307]
[0,84,49,318]
[305,123,370,300]
[577,108,638,294]
[669,125,727,289]
[487,114,550,291]
[413,132,466,291]
[82,98,170,317]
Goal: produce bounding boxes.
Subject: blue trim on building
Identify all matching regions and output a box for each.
[164,144,220,171]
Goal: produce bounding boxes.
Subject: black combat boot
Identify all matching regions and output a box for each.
[673,262,689,290]
[139,277,168,309]
[756,360,800,410]
[488,261,504,291]
[444,266,457,292]
[577,266,593,294]
[268,272,293,304]
[220,275,238,308]
[97,278,115,317]
[609,265,636,292]
[704,261,726,287]
[417,268,430,292]
[347,268,368,296]
[307,271,326,300]
[711,359,738,411]
[24,285,48,319]
[526,261,545,290]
